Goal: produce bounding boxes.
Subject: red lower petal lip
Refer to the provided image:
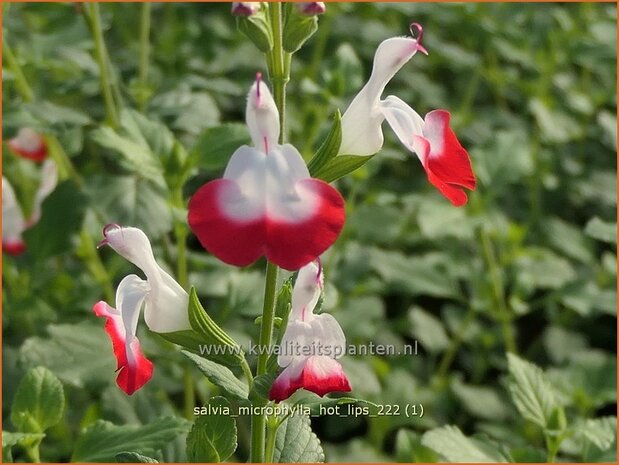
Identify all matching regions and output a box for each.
[188,178,345,271]
[93,301,154,395]
[8,141,48,162]
[3,241,26,255]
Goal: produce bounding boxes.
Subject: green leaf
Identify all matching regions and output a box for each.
[71,417,190,462]
[282,9,318,53]
[408,307,449,353]
[237,10,273,52]
[506,353,556,429]
[186,397,237,463]
[313,154,374,183]
[85,175,172,240]
[575,416,617,451]
[272,414,324,463]
[187,287,244,366]
[181,351,248,400]
[115,452,159,463]
[395,429,438,463]
[1,431,46,450]
[451,378,509,421]
[11,367,65,434]
[22,180,87,261]
[584,217,616,244]
[421,425,508,462]
[22,100,91,127]
[191,123,251,171]
[19,322,116,388]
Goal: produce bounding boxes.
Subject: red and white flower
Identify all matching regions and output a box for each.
[8,128,48,162]
[2,159,58,255]
[188,74,345,271]
[94,225,191,394]
[269,261,351,402]
[339,24,476,206]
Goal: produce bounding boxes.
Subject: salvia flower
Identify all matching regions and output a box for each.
[231,2,261,16]
[188,74,345,271]
[94,225,191,394]
[296,2,326,16]
[339,24,476,206]
[8,127,48,162]
[269,261,351,402]
[2,160,58,255]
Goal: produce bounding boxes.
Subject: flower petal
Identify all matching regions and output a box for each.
[29,159,58,225]
[340,37,424,156]
[269,356,351,402]
[93,275,153,395]
[413,110,476,206]
[380,94,425,150]
[2,177,26,255]
[246,74,280,153]
[290,260,323,321]
[101,225,190,333]
[8,128,48,162]
[188,145,345,271]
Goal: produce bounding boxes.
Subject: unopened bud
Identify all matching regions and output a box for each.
[297,2,326,16]
[231,2,260,17]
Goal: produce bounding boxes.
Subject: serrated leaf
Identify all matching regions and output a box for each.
[186,397,237,462]
[272,414,324,463]
[421,425,508,462]
[249,373,277,402]
[115,452,159,463]
[22,180,87,261]
[575,416,617,450]
[506,353,556,429]
[584,217,616,244]
[182,351,248,400]
[72,417,190,462]
[11,367,65,433]
[190,123,250,170]
[408,307,449,353]
[85,175,172,240]
[19,322,116,388]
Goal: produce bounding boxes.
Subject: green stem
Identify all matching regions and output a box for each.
[436,305,476,378]
[257,262,279,376]
[87,3,119,127]
[172,188,188,289]
[264,417,278,463]
[2,36,35,102]
[138,2,152,111]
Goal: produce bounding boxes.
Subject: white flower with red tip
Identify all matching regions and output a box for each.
[8,128,48,162]
[2,160,58,255]
[188,74,345,271]
[94,225,190,394]
[339,24,476,206]
[269,261,351,402]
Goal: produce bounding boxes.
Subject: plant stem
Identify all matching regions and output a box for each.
[436,305,476,378]
[2,36,35,102]
[87,3,119,127]
[257,262,279,376]
[268,2,288,140]
[264,418,278,463]
[138,2,152,111]
[183,367,195,420]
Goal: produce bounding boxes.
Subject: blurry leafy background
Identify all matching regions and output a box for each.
[2,2,616,463]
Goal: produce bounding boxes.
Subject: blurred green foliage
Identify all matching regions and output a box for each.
[2,2,616,463]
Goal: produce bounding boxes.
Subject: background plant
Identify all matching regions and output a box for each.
[2,2,616,463]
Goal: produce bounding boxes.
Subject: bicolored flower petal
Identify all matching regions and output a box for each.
[8,128,48,162]
[28,159,58,225]
[290,260,323,321]
[93,275,154,395]
[188,145,345,271]
[2,177,26,255]
[340,36,425,156]
[269,355,351,402]
[100,225,190,333]
[412,110,476,206]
